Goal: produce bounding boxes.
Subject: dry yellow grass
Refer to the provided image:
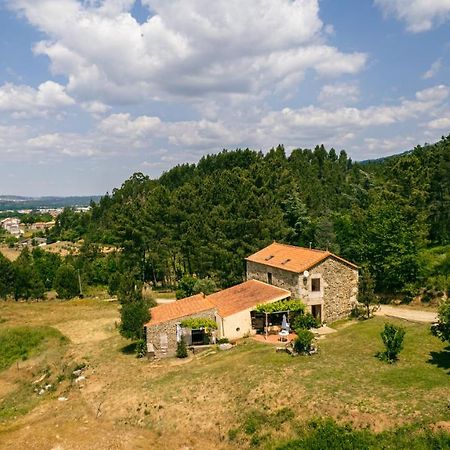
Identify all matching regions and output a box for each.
[0,246,20,262]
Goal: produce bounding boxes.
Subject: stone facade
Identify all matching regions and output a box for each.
[246,261,301,297]
[306,257,358,323]
[145,309,216,358]
[246,256,358,324]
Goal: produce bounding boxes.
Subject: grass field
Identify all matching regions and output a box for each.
[0,299,448,449]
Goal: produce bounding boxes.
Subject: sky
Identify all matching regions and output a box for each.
[0,0,449,196]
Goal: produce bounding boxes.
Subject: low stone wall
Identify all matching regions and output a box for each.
[145,309,216,358]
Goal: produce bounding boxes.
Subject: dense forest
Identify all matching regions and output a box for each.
[42,135,449,299]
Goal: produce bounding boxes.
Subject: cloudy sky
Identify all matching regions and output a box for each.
[0,0,449,196]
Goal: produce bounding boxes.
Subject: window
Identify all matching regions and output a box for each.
[267,272,273,285]
[311,278,321,292]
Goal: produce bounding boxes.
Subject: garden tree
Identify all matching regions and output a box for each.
[176,275,218,299]
[175,275,197,299]
[0,253,14,299]
[431,299,450,344]
[54,263,80,299]
[118,275,154,342]
[193,277,217,295]
[378,323,405,363]
[13,248,45,300]
[358,267,377,319]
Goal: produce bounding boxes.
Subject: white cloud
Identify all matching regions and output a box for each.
[427,116,450,129]
[362,136,418,157]
[81,101,111,115]
[0,81,74,117]
[260,85,449,142]
[318,82,360,106]
[375,0,450,32]
[98,113,162,137]
[9,0,366,105]
[423,58,443,79]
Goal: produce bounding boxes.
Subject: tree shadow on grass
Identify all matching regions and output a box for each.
[428,346,450,374]
[121,342,137,355]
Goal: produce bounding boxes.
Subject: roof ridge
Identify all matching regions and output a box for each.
[272,241,329,254]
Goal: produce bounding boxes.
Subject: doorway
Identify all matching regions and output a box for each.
[311,305,322,323]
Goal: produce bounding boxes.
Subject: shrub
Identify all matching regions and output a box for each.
[176,336,188,358]
[293,329,314,354]
[135,339,147,358]
[378,323,405,363]
[431,299,450,343]
[292,313,320,330]
[217,337,229,344]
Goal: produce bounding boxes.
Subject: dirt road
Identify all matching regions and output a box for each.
[375,305,438,323]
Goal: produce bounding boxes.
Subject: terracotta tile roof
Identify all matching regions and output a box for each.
[145,293,215,326]
[207,279,291,317]
[245,242,358,272]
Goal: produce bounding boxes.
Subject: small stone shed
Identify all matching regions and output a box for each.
[144,293,216,357]
[246,242,359,324]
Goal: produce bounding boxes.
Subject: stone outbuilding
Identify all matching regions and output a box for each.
[145,293,216,357]
[246,242,359,324]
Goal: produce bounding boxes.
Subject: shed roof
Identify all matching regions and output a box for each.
[207,279,291,317]
[145,293,214,326]
[245,242,358,273]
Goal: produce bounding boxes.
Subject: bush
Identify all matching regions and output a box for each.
[135,339,147,358]
[431,299,450,343]
[176,336,188,358]
[378,323,405,363]
[293,329,314,354]
[292,313,320,330]
[217,337,229,344]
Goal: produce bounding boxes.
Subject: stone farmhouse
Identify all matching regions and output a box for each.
[246,242,359,324]
[145,242,358,357]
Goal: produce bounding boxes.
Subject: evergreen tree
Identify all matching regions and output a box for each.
[54,263,80,299]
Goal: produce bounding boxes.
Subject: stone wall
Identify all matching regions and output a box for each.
[308,257,358,323]
[246,261,301,297]
[145,309,216,358]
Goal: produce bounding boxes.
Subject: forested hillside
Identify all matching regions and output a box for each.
[52,136,450,297]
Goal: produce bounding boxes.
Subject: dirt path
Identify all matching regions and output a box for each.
[375,305,438,323]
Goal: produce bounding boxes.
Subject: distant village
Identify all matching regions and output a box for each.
[0,206,90,244]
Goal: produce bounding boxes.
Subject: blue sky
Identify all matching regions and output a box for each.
[0,0,449,196]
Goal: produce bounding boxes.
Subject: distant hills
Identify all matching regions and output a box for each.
[0,195,102,211]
